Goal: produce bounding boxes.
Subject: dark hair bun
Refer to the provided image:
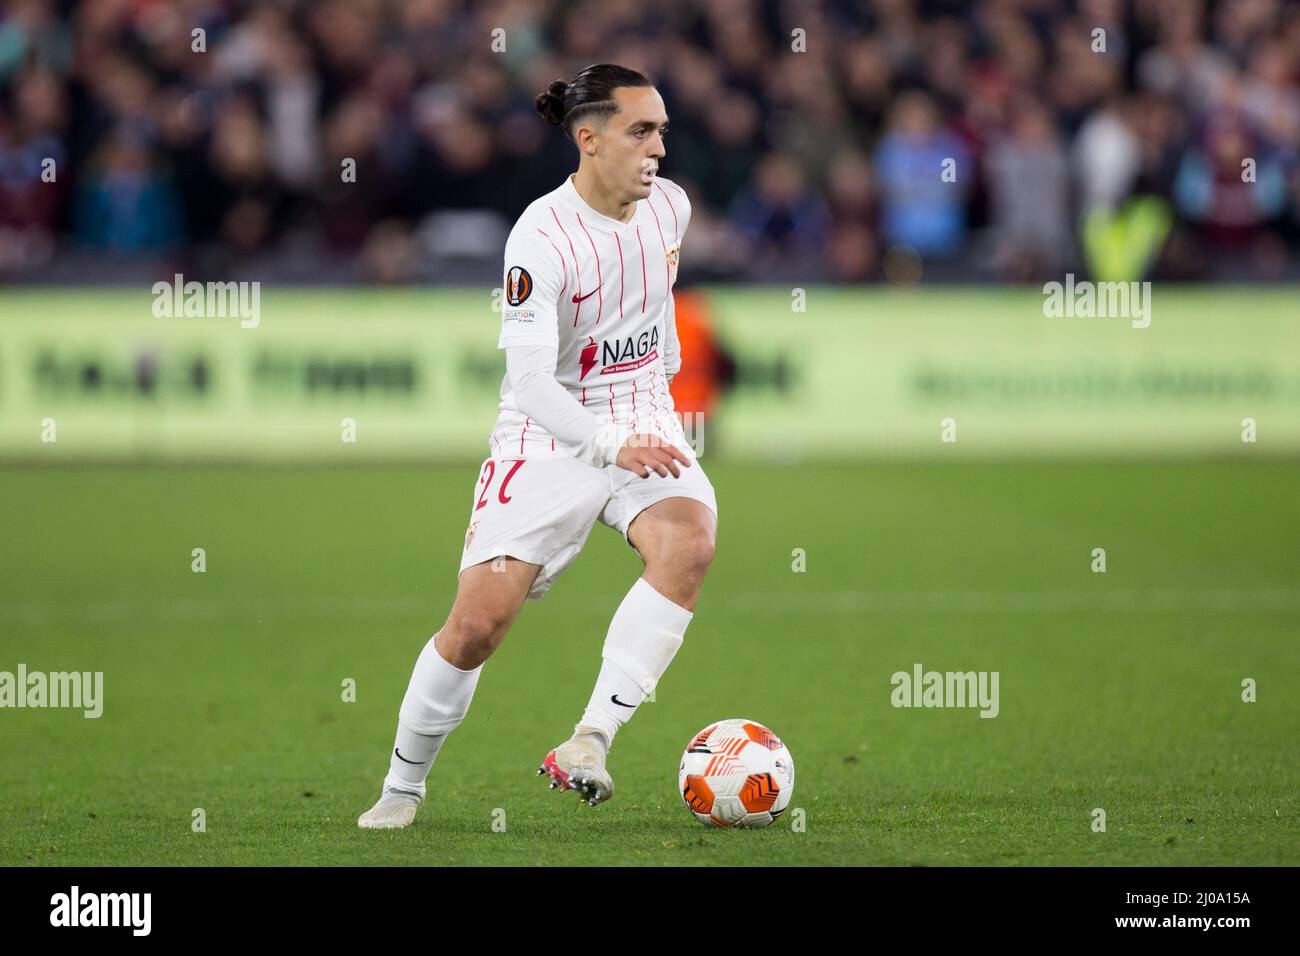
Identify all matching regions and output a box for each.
[535,80,568,125]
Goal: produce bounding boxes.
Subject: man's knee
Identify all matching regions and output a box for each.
[681,525,716,574]
[646,521,716,578]
[445,604,513,660]
[442,557,537,663]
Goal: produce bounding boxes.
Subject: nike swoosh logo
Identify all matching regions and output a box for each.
[393,747,424,765]
[610,694,636,708]
[572,288,600,303]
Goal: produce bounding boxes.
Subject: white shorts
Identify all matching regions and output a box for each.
[457,452,718,601]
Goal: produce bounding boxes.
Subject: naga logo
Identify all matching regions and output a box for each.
[579,327,660,380]
[579,337,599,380]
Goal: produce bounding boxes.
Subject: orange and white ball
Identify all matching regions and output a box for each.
[678,719,794,828]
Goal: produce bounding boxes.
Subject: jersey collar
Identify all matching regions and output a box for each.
[563,174,641,230]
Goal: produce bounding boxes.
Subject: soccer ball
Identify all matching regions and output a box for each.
[678,718,794,828]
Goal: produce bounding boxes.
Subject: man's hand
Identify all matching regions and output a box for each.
[615,433,691,478]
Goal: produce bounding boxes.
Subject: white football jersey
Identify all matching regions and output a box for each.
[491,173,691,458]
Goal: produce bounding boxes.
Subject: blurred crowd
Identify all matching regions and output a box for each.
[2,0,1299,284]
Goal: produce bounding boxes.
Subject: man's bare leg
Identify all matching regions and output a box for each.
[625,497,718,611]
[436,556,541,668]
[358,556,540,828]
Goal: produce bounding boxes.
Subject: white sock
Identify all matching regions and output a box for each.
[385,722,447,795]
[577,577,694,748]
[383,632,483,798]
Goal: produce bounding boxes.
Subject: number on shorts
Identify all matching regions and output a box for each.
[476,459,526,511]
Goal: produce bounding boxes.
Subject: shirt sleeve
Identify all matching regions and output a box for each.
[505,344,623,468]
[662,292,681,383]
[499,232,565,350]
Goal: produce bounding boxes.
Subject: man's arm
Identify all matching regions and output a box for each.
[497,234,623,466]
[505,345,621,468]
[506,344,691,478]
[662,292,681,387]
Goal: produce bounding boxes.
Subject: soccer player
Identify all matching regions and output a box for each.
[359,64,718,828]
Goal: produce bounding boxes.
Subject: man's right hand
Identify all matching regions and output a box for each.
[615,433,692,479]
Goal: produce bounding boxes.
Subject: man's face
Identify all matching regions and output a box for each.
[583,86,668,202]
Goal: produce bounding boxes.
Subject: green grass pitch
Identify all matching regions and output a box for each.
[1,459,1296,866]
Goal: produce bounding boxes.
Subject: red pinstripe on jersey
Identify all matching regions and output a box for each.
[636,226,647,315]
[659,178,687,199]
[653,181,678,237]
[646,192,671,289]
[535,228,568,300]
[549,206,582,327]
[658,177,689,223]
[614,232,625,320]
[575,212,604,325]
